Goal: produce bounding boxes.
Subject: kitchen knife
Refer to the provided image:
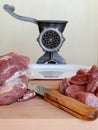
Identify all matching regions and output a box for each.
[28,83,98,121]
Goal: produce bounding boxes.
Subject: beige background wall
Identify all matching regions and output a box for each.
[0,0,98,66]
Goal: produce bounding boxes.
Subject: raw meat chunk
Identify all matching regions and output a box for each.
[0,52,35,105]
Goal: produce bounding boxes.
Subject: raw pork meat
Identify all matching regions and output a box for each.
[75,92,98,108]
[59,65,98,108]
[0,52,35,105]
[0,52,29,85]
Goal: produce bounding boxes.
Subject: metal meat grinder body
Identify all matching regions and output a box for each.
[3,4,68,64]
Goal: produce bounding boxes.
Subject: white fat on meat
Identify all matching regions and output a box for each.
[3,65,18,75]
[21,92,36,100]
[0,77,27,94]
[5,70,25,83]
[0,69,29,94]
[5,68,34,84]
[0,55,10,60]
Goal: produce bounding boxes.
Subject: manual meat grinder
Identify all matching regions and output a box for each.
[3,4,68,64]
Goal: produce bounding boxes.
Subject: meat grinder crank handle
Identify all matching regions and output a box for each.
[3,4,38,24]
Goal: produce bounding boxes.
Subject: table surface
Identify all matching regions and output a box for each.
[0,79,98,130]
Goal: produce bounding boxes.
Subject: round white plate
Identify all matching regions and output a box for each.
[29,64,90,79]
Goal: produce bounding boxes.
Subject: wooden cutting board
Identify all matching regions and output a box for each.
[0,79,98,130]
[0,79,97,120]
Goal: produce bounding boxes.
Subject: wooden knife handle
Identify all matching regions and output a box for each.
[44,97,97,121]
[44,90,98,121]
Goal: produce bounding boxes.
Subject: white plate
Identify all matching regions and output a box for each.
[29,64,90,79]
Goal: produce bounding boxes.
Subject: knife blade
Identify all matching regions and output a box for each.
[28,83,98,121]
[29,84,51,96]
